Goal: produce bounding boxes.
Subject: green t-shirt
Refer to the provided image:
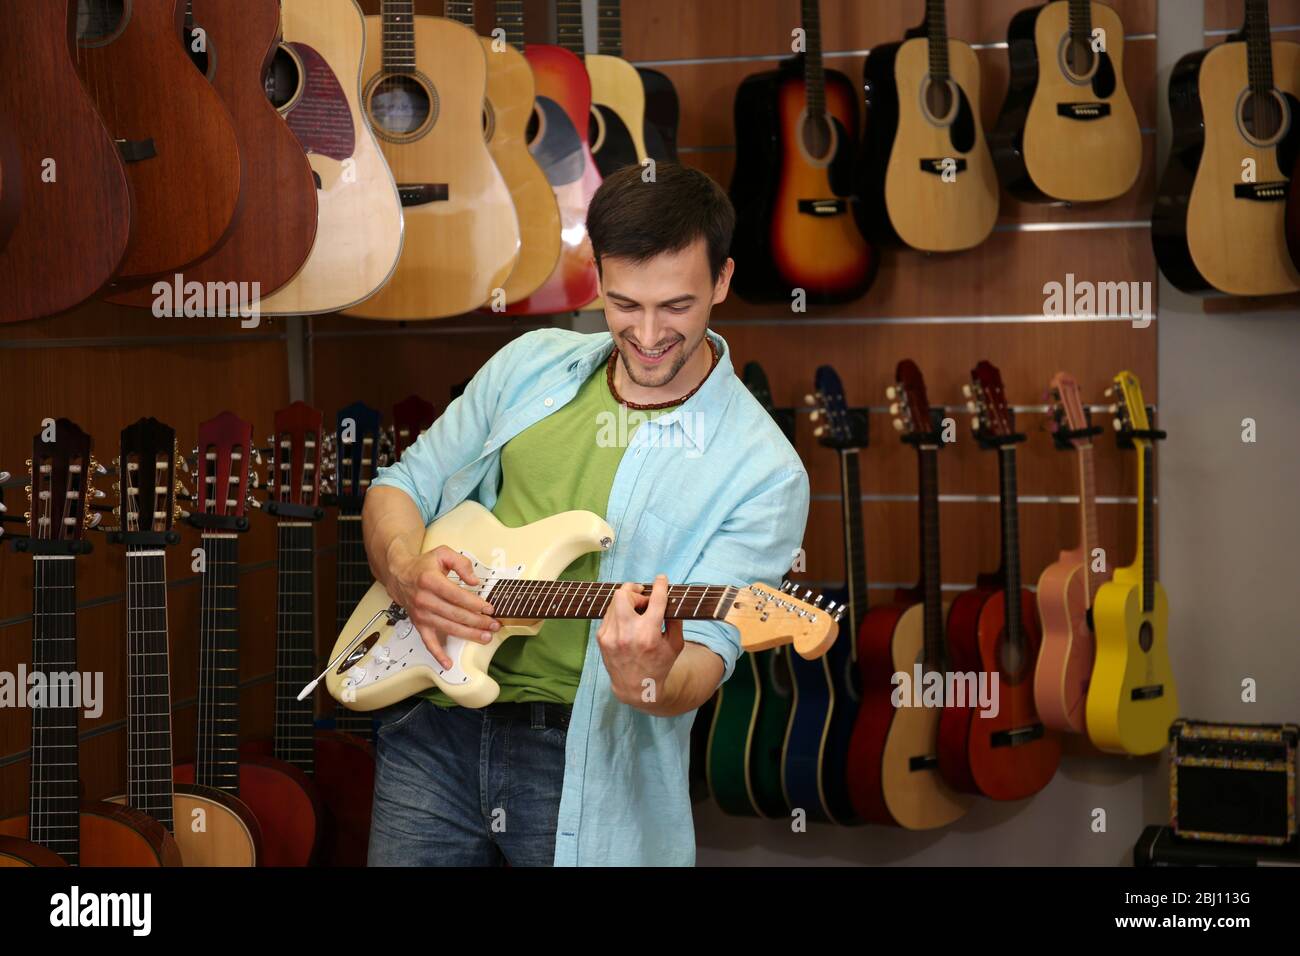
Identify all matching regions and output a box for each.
[425,361,671,706]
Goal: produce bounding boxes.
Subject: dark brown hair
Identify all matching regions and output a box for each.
[586,162,735,282]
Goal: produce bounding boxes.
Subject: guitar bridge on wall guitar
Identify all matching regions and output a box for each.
[1233,181,1289,202]
[1056,103,1110,121]
[398,183,450,207]
[920,158,967,177]
[797,198,848,217]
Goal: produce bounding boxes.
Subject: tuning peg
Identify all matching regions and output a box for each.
[970,418,980,432]
[833,606,845,622]
[965,400,977,413]
[809,409,821,423]
[247,495,262,510]
[889,402,900,416]
[1112,418,1122,431]
[92,488,106,499]
[813,425,825,438]
[892,418,904,432]
[885,385,897,400]
[961,384,972,398]
[813,594,825,607]
[87,512,104,530]
[1108,403,1118,414]
[1103,385,1114,398]
[802,393,816,406]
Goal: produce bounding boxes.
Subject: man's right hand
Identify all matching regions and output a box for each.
[389,544,501,671]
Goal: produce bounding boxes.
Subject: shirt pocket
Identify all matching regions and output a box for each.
[628,509,697,581]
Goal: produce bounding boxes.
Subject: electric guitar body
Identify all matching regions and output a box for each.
[856,2,998,252]
[0,0,130,323]
[105,0,319,308]
[345,6,519,319]
[259,0,404,316]
[75,0,241,281]
[1153,8,1300,296]
[992,0,1141,203]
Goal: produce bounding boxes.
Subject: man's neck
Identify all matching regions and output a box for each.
[611,334,716,407]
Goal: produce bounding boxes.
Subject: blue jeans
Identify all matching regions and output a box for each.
[366,698,568,866]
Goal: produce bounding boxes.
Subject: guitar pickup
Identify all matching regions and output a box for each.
[116,138,157,163]
[1234,181,1288,202]
[1131,684,1165,701]
[1056,103,1111,121]
[399,184,449,207]
[797,198,847,217]
[991,724,1046,748]
[919,158,967,177]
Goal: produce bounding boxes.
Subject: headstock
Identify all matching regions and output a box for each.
[25,419,102,544]
[268,402,324,512]
[194,411,256,528]
[887,359,937,441]
[1107,370,1152,440]
[333,401,382,507]
[964,360,1015,440]
[1046,371,1092,448]
[722,581,843,660]
[805,364,868,450]
[116,418,181,536]
[390,395,436,461]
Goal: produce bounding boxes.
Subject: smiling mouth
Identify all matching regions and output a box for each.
[628,339,679,364]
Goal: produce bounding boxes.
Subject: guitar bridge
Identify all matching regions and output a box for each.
[399,183,450,207]
[1056,103,1111,121]
[1131,684,1165,701]
[1234,181,1288,202]
[919,158,967,177]
[116,138,157,163]
[797,198,847,217]
[991,724,1046,748]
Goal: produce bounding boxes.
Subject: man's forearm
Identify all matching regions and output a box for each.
[635,643,724,718]
[363,486,429,592]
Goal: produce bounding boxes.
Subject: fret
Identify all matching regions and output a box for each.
[555,0,586,55]
[1077,443,1101,603]
[597,0,623,57]
[918,448,943,670]
[926,0,950,81]
[998,446,1024,653]
[1140,443,1155,613]
[124,546,176,834]
[840,450,868,636]
[1245,0,1274,94]
[496,0,526,51]
[445,1,475,28]
[381,0,418,75]
[801,0,826,119]
[1067,0,1094,50]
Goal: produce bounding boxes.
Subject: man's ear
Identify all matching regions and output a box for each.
[712,257,735,306]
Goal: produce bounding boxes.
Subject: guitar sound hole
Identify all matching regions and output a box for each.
[800,111,835,163]
[1241,89,1285,144]
[526,104,542,146]
[370,75,433,136]
[1065,37,1096,79]
[920,76,958,126]
[265,46,302,110]
[76,0,126,44]
[999,632,1026,681]
[1138,621,1154,654]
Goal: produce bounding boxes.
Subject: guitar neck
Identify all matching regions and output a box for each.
[997,446,1024,648]
[196,533,241,794]
[597,0,623,57]
[481,580,738,620]
[1245,0,1274,93]
[1076,442,1101,602]
[445,1,476,29]
[381,0,417,74]
[29,555,82,864]
[917,445,944,669]
[839,449,868,634]
[496,0,526,51]
[801,0,827,119]
[1137,442,1156,613]
[336,504,373,633]
[1067,0,1095,49]
[925,0,950,80]
[556,0,586,56]
[276,522,317,775]
[125,547,176,834]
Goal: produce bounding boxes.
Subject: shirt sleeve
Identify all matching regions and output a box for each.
[369,332,534,524]
[679,464,811,685]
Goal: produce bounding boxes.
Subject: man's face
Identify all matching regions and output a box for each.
[599,238,734,391]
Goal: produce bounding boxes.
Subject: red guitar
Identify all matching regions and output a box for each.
[938,361,1061,800]
[173,411,324,866]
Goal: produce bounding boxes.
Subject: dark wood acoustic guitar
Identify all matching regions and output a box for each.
[0,1,130,323]
[105,0,319,308]
[74,0,242,281]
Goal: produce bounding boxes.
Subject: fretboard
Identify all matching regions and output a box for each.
[125,547,175,834]
[556,0,586,56]
[445,1,475,28]
[1245,0,1274,93]
[196,534,241,794]
[381,0,417,74]
[1076,443,1101,603]
[1067,0,1094,50]
[917,446,944,669]
[481,580,737,621]
[334,506,376,734]
[497,0,525,51]
[926,0,950,80]
[801,0,826,119]
[997,447,1024,653]
[29,556,82,864]
[597,0,623,57]
[1139,443,1155,613]
[839,449,868,636]
[276,522,317,775]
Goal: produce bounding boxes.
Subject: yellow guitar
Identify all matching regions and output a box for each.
[322,501,841,710]
[1086,372,1178,756]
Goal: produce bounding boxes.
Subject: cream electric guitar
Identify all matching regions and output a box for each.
[323,501,842,711]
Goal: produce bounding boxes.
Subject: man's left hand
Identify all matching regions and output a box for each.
[596,575,685,711]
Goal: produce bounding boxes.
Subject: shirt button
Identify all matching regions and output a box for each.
[544,397,554,408]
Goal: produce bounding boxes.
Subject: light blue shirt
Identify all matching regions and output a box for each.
[370,327,810,865]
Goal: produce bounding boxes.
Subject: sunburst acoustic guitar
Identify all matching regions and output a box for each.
[1086,372,1179,756]
[344,0,519,319]
[991,0,1141,204]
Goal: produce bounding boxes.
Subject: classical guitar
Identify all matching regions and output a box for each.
[326,500,841,711]
[991,0,1141,203]
[105,0,319,309]
[856,0,998,252]
[704,362,796,817]
[1154,0,1300,296]
[171,411,324,867]
[499,0,602,316]
[74,0,242,281]
[0,1,130,323]
[846,360,971,829]
[240,402,375,866]
[730,0,876,304]
[780,366,869,825]
[556,0,643,176]
[259,0,405,316]
[938,362,1061,800]
[442,1,560,307]
[1086,372,1179,755]
[343,0,519,319]
[1035,372,1108,734]
[390,394,437,459]
[0,420,181,867]
[106,417,263,866]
